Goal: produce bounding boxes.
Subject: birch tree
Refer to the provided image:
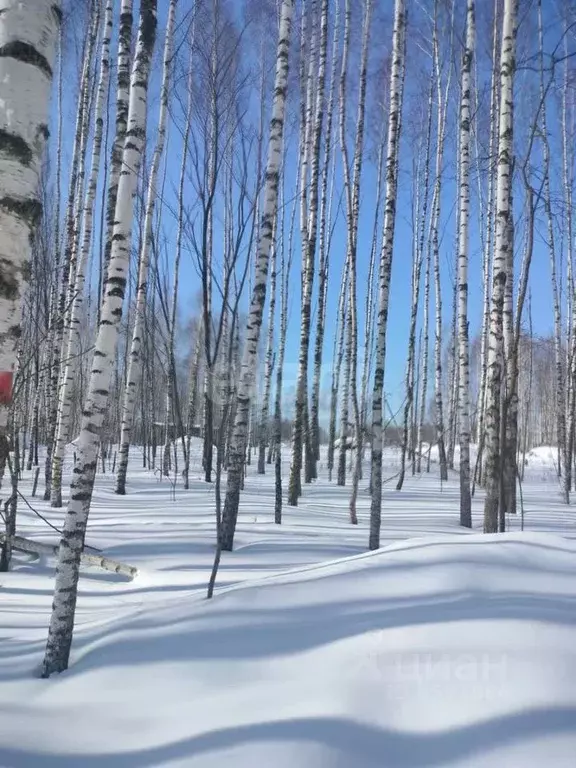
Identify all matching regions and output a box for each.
[102,0,133,283]
[288,0,328,503]
[0,0,60,570]
[369,0,405,550]
[42,0,158,677]
[309,0,340,468]
[51,0,114,508]
[44,5,99,500]
[220,0,294,552]
[457,0,474,528]
[342,0,373,522]
[430,0,453,484]
[274,172,293,524]
[257,226,276,475]
[116,0,176,495]
[473,0,499,490]
[483,0,517,534]
[327,258,348,481]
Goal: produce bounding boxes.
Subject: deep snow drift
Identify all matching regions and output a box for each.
[1,445,576,766]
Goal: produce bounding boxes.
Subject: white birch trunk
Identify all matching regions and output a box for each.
[397,136,427,491]
[538,1,565,491]
[474,0,499,489]
[103,0,133,282]
[310,0,340,466]
[0,0,60,568]
[369,0,405,550]
[457,0,474,528]
[257,229,277,475]
[116,0,175,495]
[42,0,158,676]
[288,0,328,502]
[328,258,349,482]
[220,0,294,551]
[415,72,435,475]
[274,183,292,523]
[430,3,452,484]
[51,0,114,508]
[44,7,99,500]
[562,21,575,501]
[483,0,517,533]
[359,122,385,488]
[344,0,373,521]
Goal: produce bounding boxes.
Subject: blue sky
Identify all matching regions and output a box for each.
[53,0,574,426]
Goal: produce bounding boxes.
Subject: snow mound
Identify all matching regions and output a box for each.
[1,533,576,767]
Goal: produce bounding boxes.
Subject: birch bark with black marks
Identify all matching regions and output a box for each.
[116,0,175,495]
[257,225,276,475]
[483,0,517,534]
[44,7,98,500]
[219,0,294,551]
[360,121,385,483]
[288,0,328,502]
[337,301,351,487]
[369,0,405,550]
[184,320,202,488]
[328,258,348,482]
[473,0,499,490]
[562,20,575,502]
[396,124,428,491]
[310,0,340,467]
[537,0,565,491]
[415,72,435,475]
[42,0,158,676]
[103,0,133,284]
[0,0,60,568]
[430,0,452,484]
[51,0,114,508]
[274,175,293,524]
[341,0,372,521]
[457,0,474,528]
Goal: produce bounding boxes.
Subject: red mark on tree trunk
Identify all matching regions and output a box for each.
[0,371,13,406]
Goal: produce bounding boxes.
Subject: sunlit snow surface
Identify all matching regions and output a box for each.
[1,442,575,767]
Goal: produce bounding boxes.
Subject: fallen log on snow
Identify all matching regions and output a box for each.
[0,534,138,579]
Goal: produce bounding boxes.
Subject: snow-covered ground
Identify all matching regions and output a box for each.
[1,442,576,766]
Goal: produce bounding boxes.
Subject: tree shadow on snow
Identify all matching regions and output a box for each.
[0,708,575,767]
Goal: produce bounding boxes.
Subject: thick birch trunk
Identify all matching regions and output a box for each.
[483,0,517,533]
[0,0,60,566]
[220,0,294,551]
[42,0,158,677]
[369,0,405,550]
